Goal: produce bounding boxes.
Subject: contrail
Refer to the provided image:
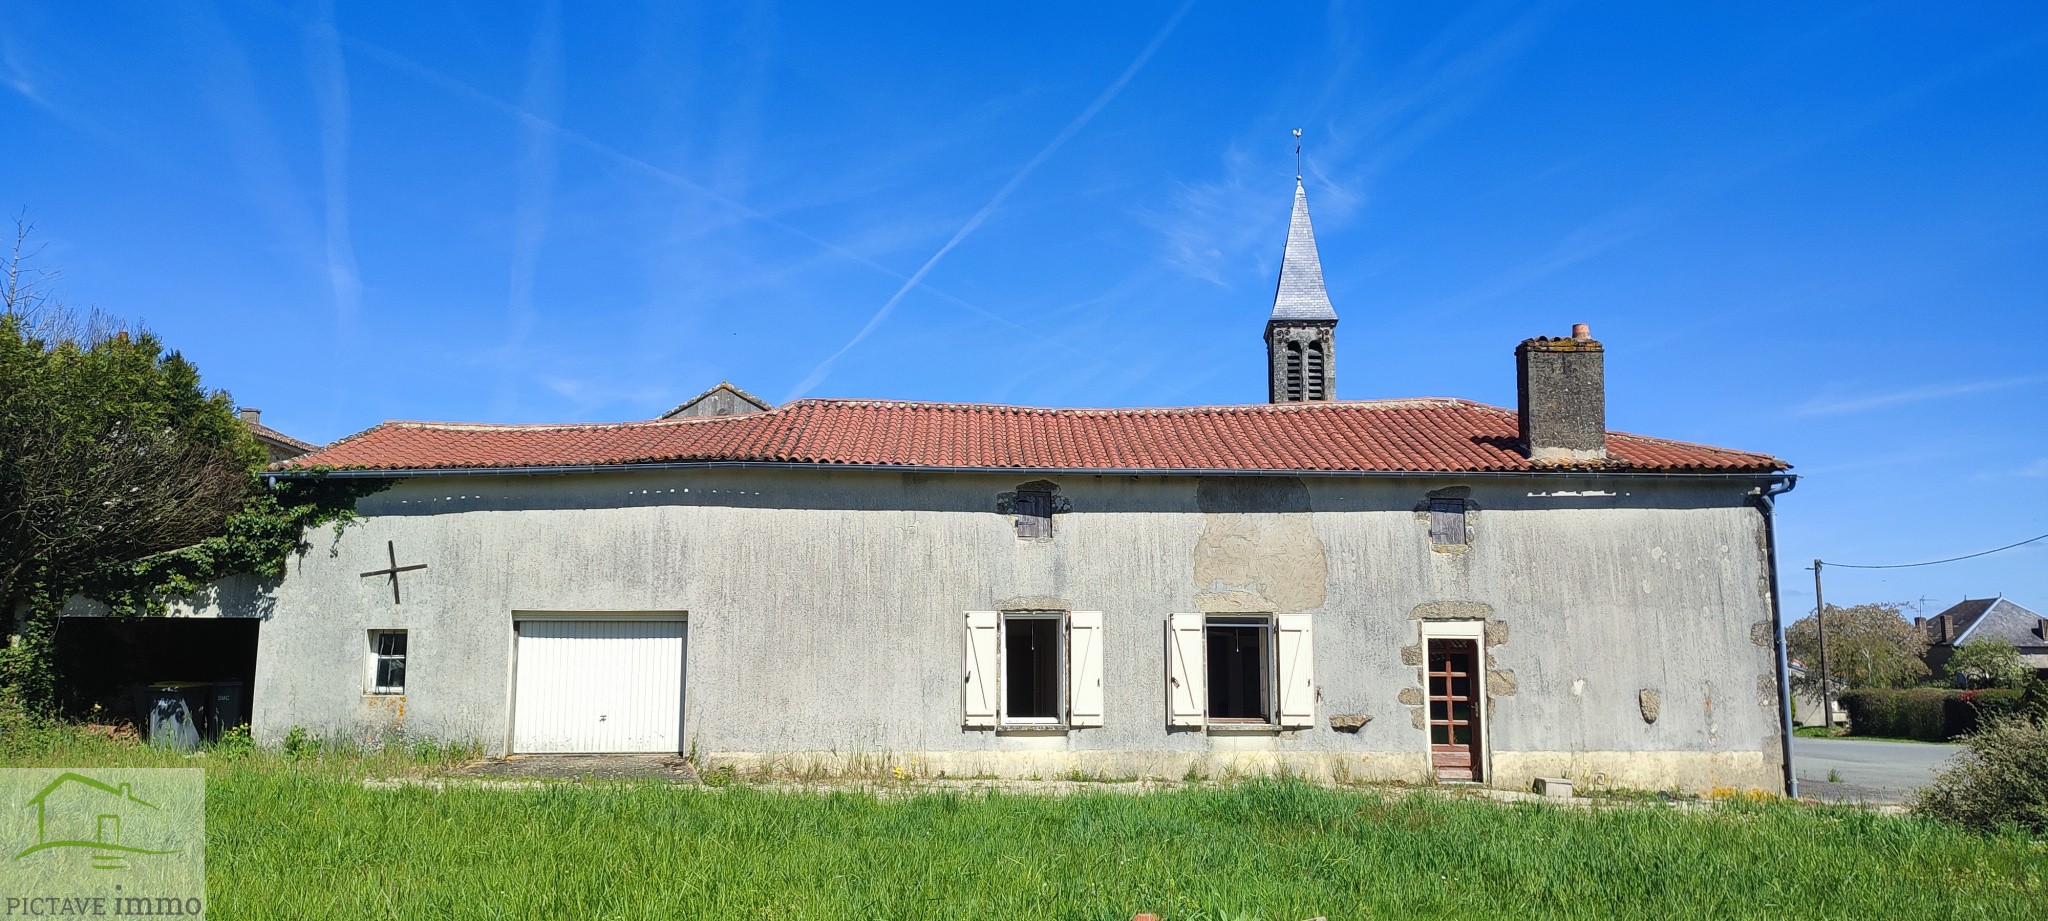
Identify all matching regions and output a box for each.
[306,0,361,324]
[782,0,1196,401]
[322,14,1192,397]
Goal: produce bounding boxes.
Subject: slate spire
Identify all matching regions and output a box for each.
[1269,180,1338,324]
[1265,179,1338,403]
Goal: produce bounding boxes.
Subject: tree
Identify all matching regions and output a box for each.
[1786,602,1929,694]
[1945,638,2029,689]
[1,220,378,711]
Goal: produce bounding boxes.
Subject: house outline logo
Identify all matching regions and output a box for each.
[12,772,185,871]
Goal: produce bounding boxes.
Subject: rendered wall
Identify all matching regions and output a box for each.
[179,466,1787,794]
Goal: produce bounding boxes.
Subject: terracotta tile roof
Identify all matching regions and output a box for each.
[275,398,1787,476]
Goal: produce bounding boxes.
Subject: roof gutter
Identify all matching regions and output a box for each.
[266,460,1794,485]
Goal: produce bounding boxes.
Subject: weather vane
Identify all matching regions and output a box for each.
[1293,127,1303,180]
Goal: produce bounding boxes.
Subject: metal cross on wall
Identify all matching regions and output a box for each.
[361,540,428,604]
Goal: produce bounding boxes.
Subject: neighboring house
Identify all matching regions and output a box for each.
[240,408,317,463]
[1785,660,1847,727]
[1919,597,2048,679]
[659,382,773,419]
[107,180,1798,795]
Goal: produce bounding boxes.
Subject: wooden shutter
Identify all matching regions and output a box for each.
[1429,498,1467,545]
[1067,611,1105,728]
[1276,613,1316,729]
[962,611,1000,728]
[1166,613,1206,727]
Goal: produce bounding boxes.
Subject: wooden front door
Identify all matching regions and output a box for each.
[1428,639,1483,781]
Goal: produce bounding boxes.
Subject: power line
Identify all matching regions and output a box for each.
[1823,530,2048,570]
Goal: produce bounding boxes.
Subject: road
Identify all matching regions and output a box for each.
[1793,736,1962,804]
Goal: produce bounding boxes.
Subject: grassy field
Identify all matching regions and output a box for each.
[4,729,2044,920]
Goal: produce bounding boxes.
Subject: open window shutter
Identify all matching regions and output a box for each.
[962,611,1000,728]
[1067,611,1105,727]
[1276,613,1316,728]
[1166,613,1206,727]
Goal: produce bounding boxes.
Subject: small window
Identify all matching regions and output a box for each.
[1429,498,1467,546]
[370,630,407,694]
[1205,616,1272,723]
[1014,491,1053,539]
[1003,614,1064,723]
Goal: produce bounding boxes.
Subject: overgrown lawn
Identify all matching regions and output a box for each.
[4,731,2042,919]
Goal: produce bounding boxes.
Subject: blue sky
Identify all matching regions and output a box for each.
[3,1,2044,611]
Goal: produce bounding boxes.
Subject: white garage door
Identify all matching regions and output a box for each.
[512,619,686,753]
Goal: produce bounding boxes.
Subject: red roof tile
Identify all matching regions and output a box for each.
[276,398,1787,475]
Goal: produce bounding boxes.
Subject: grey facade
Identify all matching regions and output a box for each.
[173,464,1791,793]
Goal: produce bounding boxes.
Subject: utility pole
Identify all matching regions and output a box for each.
[1812,559,1833,729]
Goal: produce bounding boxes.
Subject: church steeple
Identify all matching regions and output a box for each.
[1266,179,1338,403]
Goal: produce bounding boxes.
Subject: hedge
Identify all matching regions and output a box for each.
[1838,688,2025,741]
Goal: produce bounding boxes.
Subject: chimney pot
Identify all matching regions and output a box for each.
[1515,327,1607,465]
[240,408,261,425]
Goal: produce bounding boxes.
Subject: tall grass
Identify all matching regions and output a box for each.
[3,729,2041,919]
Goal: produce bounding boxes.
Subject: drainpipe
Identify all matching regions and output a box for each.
[1750,476,1800,798]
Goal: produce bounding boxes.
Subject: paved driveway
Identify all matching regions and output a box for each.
[1794,737,1961,804]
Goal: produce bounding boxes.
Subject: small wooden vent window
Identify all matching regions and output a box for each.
[1283,341,1305,401]
[1014,491,1053,539]
[1429,498,1468,546]
[1303,341,1326,400]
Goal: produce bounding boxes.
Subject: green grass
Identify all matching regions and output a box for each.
[4,728,2044,920]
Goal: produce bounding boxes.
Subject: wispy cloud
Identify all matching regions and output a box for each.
[1793,375,2048,417]
[305,1,360,325]
[502,0,562,356]
[318,11,1167,404]
[782,0,1196,401]
[2020,458,2048,478]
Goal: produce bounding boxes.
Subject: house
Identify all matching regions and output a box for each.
[239,408,317,463]
[1785,660,1847,727]
[100,180,1798,795]
[1920,597,2048,679]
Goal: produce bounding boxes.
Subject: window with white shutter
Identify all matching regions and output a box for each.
[1067,611,1105,728]
[962,611,1000,728]
[1166,613,1311,730]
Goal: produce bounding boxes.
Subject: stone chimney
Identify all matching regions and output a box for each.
[240,408,261,425]
[1515,323,1606,464]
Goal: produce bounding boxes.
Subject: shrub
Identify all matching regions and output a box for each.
[1914,715,2048,834]
[1836,688,2023,741]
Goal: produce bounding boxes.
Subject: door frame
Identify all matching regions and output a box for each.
[504,610,689,756]
[1417,620,1489,783]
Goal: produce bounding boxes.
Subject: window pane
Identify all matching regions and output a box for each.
[376,632,406,656]
[1205,623,1269,721]
[1004,617,1061,719]
[376,656,405,691]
